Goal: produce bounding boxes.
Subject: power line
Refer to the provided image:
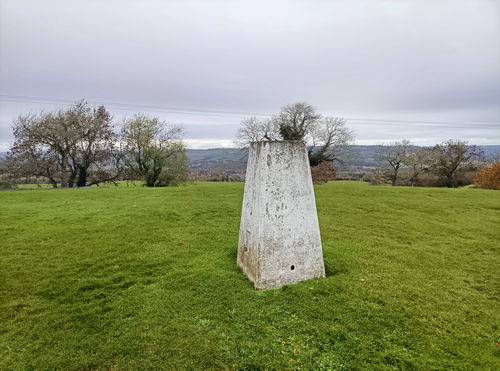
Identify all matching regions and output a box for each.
[0,94,270,119]
[0,94,499,129]
[345,117,499,129]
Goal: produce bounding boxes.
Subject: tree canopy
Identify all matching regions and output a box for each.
[236,102,354,166]
[7,101,120,187]
[121,114,188,187]
[6,102,188,188]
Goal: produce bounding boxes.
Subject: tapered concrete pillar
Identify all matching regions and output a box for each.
[237,140,325,290]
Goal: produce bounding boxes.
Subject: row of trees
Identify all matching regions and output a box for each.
[5,101,188,188]
[236,104,499,189]
[5,100,496,190]
[372,139,486,188]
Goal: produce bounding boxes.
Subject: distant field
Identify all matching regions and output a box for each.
[0,182,499,369]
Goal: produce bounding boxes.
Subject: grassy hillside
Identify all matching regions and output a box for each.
[0,182,499,369]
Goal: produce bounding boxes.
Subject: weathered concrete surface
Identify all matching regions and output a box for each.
[237,140,325,290]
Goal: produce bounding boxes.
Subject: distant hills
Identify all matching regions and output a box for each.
[186,148,248,171]
[187,145,500,172]
[478,145,500,159]
[1,145,499,173]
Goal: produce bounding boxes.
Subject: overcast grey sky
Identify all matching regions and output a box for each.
[0,0,499,149]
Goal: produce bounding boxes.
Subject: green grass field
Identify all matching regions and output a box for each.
[1,182,499,369]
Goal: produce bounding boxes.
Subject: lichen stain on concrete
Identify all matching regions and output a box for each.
[237,140,326,290]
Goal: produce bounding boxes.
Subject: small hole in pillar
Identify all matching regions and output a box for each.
[290,265,295,271]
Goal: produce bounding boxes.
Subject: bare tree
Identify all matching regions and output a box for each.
[402,148,431,187]
[235,102,354,166]
[7,101,122,188]
[428,140,482,188]
[380,139,413,186]
[121,114,187,187]
[6,140,61,187]
[65,102,118,187]
[307,117,354,166]
[235,117,275,145]
[7,111,76,187]
[274,102,322,140]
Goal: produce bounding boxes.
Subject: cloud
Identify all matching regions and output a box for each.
[184,139,237,149]
[0,0,499,148]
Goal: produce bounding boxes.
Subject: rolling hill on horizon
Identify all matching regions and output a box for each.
[185,145,500,172]
[1,145,499,172]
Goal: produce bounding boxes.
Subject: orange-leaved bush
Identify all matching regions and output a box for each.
[475,162,500,190]
[311,162,337,184]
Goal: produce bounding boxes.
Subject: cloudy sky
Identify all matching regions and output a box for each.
[0,0,499,150]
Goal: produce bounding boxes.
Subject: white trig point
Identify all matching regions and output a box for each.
[237,140,326,290]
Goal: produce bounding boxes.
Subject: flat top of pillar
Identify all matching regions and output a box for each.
[249,140,305,147]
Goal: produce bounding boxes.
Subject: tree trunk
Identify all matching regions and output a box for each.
[68,170,77,188]
[77,166,88,187]
[391,171,398,186]
[146,174,155,187]
[390,165,400,186]
[60,155,68,188]
[446,174,455,188]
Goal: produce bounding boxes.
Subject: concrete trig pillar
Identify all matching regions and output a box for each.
[237,140,325,290]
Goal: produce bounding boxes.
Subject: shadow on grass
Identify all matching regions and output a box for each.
[325,264,348,277]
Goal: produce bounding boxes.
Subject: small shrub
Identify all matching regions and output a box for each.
[475,162,500,190]
[311,162,336,184]
[414,173,446,187]
[363,168,388,185]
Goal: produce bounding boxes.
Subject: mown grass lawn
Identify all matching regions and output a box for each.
[1,182,499,369]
